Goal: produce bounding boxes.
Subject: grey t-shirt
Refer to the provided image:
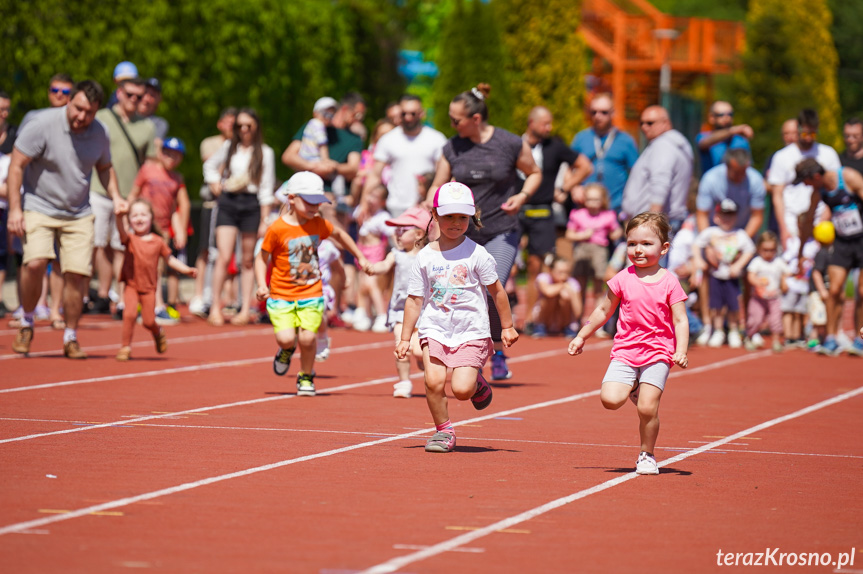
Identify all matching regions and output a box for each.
[443,127,523,244]
[15,106,111,219]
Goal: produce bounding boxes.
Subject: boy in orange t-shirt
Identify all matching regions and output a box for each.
[255,172,369,396]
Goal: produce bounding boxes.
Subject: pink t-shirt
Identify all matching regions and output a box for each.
[607,266,688,367]
[567,208,620,247]
[133,162,184,232]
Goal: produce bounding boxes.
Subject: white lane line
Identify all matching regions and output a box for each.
[0,351,788,534]
[0,340,393,394]
[0,389,602,536]
[358,384,863,574]
[0,326,272,361]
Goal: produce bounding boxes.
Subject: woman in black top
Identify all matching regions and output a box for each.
[429,84,542,380]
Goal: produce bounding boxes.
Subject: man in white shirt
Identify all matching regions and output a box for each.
[363,95,447,216]
[767,109,841,248]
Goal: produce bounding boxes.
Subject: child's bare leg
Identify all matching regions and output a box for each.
[562,283,582,326]
[393,324,412,381]
[450,366,480,401]
[297,328,317,374]
[637,384,663,455]
[600,381,631,410]
[274,328,297,351]
[727,309,740,332]
[369,277,388,318]
[711,309,724,332]
[423,348,450,425]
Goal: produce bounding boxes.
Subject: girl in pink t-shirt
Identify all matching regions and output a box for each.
[568,212,689,476]
[565,183,622,310]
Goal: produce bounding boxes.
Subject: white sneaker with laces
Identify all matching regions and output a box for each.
[371,315,388,333]
[708,330,725,348]
[751,332,765,348]
[636,452,659,475]
[352,308,372,331]
[315,335,331,362]
[696,327,712,346]
[727,330,742,349]
[393,380,412,398]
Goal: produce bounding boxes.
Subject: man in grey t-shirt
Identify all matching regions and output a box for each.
[7,80,125,359]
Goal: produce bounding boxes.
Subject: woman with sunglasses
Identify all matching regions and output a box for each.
[203,107,276,326]
[428,84,542,381]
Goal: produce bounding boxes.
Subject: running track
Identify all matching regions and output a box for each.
[1,316,861,573]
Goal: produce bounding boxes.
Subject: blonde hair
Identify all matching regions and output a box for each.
[583,182,610,210]
[625,212,671,244]
[129,198,161,235]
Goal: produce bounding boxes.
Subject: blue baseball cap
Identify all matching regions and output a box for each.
[113,61,138,81]
[162,137,186,155]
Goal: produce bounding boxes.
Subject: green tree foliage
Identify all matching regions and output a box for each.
[431,0,514,135]
[734,0,841,163]
[0,0,405,194]
[495,0,588,141]
[829,0,863,120]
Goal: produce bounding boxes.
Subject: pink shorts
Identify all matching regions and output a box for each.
[359,241,387,264]
[421,337,493,369]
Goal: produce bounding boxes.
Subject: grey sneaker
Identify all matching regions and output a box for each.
[424,431,455,453]
[273,347,293,376]
[296,372,316,396]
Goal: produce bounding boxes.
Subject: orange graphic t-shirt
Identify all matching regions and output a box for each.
[261,216,333,301]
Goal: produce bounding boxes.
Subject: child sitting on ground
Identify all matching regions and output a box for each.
[531,256,582,338]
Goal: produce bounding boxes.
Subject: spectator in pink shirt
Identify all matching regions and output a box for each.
[566,183,622,310]
[568,212,689,476]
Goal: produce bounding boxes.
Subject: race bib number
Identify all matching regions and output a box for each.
[833,207,863,237]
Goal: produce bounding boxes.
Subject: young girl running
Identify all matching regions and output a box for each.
[255,171,369,396]
[397,182,519,453]
[367,206,432,398]
[116,200,197,361]
[568,212,689,475]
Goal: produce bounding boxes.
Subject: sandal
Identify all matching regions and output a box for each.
[153,328,168,353]
[51,319,66,330]
[116,346,132,361]
[424,431,456,453]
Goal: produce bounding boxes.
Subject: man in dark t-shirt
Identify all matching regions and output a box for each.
[840,118,863,173]
[519,106,593,329]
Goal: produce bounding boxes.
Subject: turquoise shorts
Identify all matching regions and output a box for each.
[267,297,325,334]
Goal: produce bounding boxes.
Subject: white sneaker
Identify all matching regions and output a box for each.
[708,330,725,348]
[340,308,355,323]
[727,330,742,349]
[371,315,388,333]
[352,308,371,331]
[750,332,765,348]
[636,452,659,475]
[696,327,712,346]
[315,336,331,362]
[393,380,412,398]
[188,296,207,318]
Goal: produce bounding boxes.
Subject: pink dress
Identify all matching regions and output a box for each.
[567,208,619,247]
[607,267,688,367]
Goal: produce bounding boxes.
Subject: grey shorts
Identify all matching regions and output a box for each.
[781,290,807,314]
[602,359,670,392]
[90,191,123,250]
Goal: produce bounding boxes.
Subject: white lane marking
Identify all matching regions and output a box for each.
[0,340,393,394]
[358,384,863,574]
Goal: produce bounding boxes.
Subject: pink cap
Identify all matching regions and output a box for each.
[433,182,476,216]
[386,206,432,230]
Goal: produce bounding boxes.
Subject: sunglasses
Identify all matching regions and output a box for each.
[712,112,733,118]
[640,120,656,126]
[50,87,71,95]
[123,90,143,102]
[590,109,611,116]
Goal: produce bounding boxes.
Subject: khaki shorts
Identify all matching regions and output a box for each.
[572,242,609,279]
[90,191,123,250]
[23,211,95,276]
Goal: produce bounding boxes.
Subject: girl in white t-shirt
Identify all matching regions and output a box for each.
[352,184,394,332]
[397,183,518,453]
[367,206,432,398]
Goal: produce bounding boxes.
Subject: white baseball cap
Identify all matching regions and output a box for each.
[433,182,476,216]
[313,97,338,114]
[282,172,330,205]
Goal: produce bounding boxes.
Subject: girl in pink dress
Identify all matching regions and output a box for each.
[568,212,689,475]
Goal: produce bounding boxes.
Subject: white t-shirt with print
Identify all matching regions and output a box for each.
[408,238,499,347]
[694,226,756,280]
[748,256,790,300]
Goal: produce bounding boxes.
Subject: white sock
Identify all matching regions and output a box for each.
[63,328,77,344]
[20,314,35,328]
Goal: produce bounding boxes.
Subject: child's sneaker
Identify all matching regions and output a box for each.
[273,347,294,376]
[695,327,712,346]
[471,371,493,410]
[751,332,765,347]
[155,306,180,326]
[772,341,784,353]
[393,380,412,398]
[816,336,840,356]
[727,330,742,349]
[491,350,512,380]
[635,451,659,475]
[296,372,316,396]
[562,324,579,338]
[371,315,388,333]
[315,335,331,362]
[531,323,548,338]
[424,431,455,453]
[188,296,209,318]
[153,328,168,353]
[351,308,372,331]
[847,338,863,357]
[707,330,725,348]
[629,380,640,406]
